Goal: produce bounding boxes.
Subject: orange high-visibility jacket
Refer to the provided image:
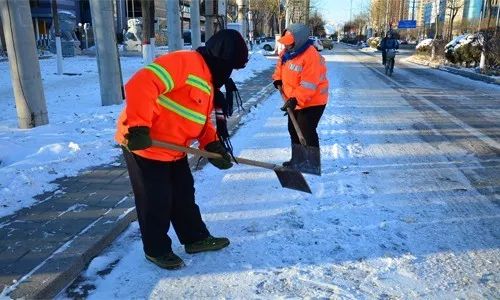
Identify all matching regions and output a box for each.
[272,45,329,109]
[115,50,218,162]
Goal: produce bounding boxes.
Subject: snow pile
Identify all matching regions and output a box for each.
[232,51,275,83]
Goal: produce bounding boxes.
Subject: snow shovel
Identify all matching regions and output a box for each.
[151,140,312,194]
[278,88,321,176]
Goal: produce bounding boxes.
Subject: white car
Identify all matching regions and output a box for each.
[259,37,276,51]
[309,36,324,51]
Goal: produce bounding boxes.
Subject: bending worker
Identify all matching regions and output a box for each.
[272,23,329,169]
[115,29,248,270]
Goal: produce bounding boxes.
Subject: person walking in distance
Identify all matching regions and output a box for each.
[115,29,248,269]
[272,23,329,169]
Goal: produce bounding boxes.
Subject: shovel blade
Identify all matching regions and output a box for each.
[274,166,312,194]
[291,144,321,176]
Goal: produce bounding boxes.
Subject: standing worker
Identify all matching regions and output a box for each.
[115,29,248,270]
[272,23,329,168]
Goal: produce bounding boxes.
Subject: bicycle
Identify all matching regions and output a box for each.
[385,49,397,76]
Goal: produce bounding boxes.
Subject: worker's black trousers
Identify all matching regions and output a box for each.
[122,148,210,257]
[288,104,326,147]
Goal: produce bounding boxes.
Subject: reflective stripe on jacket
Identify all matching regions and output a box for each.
[272,45,328,109]
[115,50,218,162]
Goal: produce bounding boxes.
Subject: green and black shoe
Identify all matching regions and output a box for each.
[185,235,230,254]
[145,252,185,269]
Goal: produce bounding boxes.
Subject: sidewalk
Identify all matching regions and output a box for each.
[0,67,276,299]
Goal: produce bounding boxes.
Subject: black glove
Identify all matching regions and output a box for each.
[273,80,282,90]
[205,141,233,170]
[280,97,298,113]
[125,126,152,151]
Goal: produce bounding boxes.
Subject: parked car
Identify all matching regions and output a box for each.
[309,36,324,51]
[357,41,368,48]
[320,38,334,50]
[260,38,276,51]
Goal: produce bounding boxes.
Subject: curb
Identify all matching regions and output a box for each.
[344,43,500,86]
[3,69,276,299]
[405,57,500,85]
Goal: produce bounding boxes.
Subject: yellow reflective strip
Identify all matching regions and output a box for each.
[157,95,206,125]
[186,74,211,95]
[145,63,174,92]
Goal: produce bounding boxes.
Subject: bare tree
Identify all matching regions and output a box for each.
[446,0,464,40]
[308,10,326,36]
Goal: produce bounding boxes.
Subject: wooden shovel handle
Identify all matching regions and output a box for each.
[278,88,307,146]
[151,140,278,170]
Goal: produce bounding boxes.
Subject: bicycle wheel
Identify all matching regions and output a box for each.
[389,59,394,76]
[385,61,389,75]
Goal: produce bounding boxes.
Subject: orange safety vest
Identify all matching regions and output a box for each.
[115,50,218,162]
[272,45,329,109]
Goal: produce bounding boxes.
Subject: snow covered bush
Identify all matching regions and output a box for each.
[444,34,482,67]
[416,38,433,55]
[456,34,482,67]
[483,30,500,72]
[367,37,381,49]
[445,35,466,63]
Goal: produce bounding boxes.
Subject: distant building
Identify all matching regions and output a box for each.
[463,0,485,20]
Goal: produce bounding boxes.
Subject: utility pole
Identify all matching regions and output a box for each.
[205,0,215,40]
[89,0,123,106]
[385,0,390,33]
[237,0,248,40]
[496,1,499,34]
[0,0,48,128]
[278,0,282,33]
[285,0,291,28]
[191,0,201,48]
[412,0,416,20]
[350,0,353,23]
[167,0,182,51]
[305,0,310,24]
[435,0,439,39]
[141,0,155,64]
[51,0,63,75]
[0,14,7,53]
[479,0,487,70]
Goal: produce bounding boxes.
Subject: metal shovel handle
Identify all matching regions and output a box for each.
[278,88,307,146]
[151,140,278,170]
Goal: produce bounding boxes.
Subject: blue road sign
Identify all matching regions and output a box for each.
[398,20,417,29]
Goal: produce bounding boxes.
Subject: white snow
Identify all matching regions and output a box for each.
[416,38,433,49]
[57,49,500,299]
[0,51,274,218]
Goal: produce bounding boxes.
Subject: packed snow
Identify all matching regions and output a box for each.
[57,47,500,299]
[0,50,274,219]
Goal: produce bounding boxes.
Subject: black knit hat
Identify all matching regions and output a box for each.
[204,29,249,69]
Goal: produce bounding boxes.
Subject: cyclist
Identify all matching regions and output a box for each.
[380,32,399,65]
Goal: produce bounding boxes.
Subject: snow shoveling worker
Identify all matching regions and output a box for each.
[115,29,248,269]
[272,23,329,168]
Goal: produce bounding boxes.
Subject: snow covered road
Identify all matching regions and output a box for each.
[62,45,500,299]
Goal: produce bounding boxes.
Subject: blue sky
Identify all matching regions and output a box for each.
[313,0,371,24]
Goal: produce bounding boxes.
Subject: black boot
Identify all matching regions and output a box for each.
[282,143,300,167]
[145,251,185,269]
[185,235,230,254]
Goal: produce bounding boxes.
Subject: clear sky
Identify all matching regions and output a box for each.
[313,0,371,25]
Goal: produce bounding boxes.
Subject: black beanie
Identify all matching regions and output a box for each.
[204,29,249,69]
